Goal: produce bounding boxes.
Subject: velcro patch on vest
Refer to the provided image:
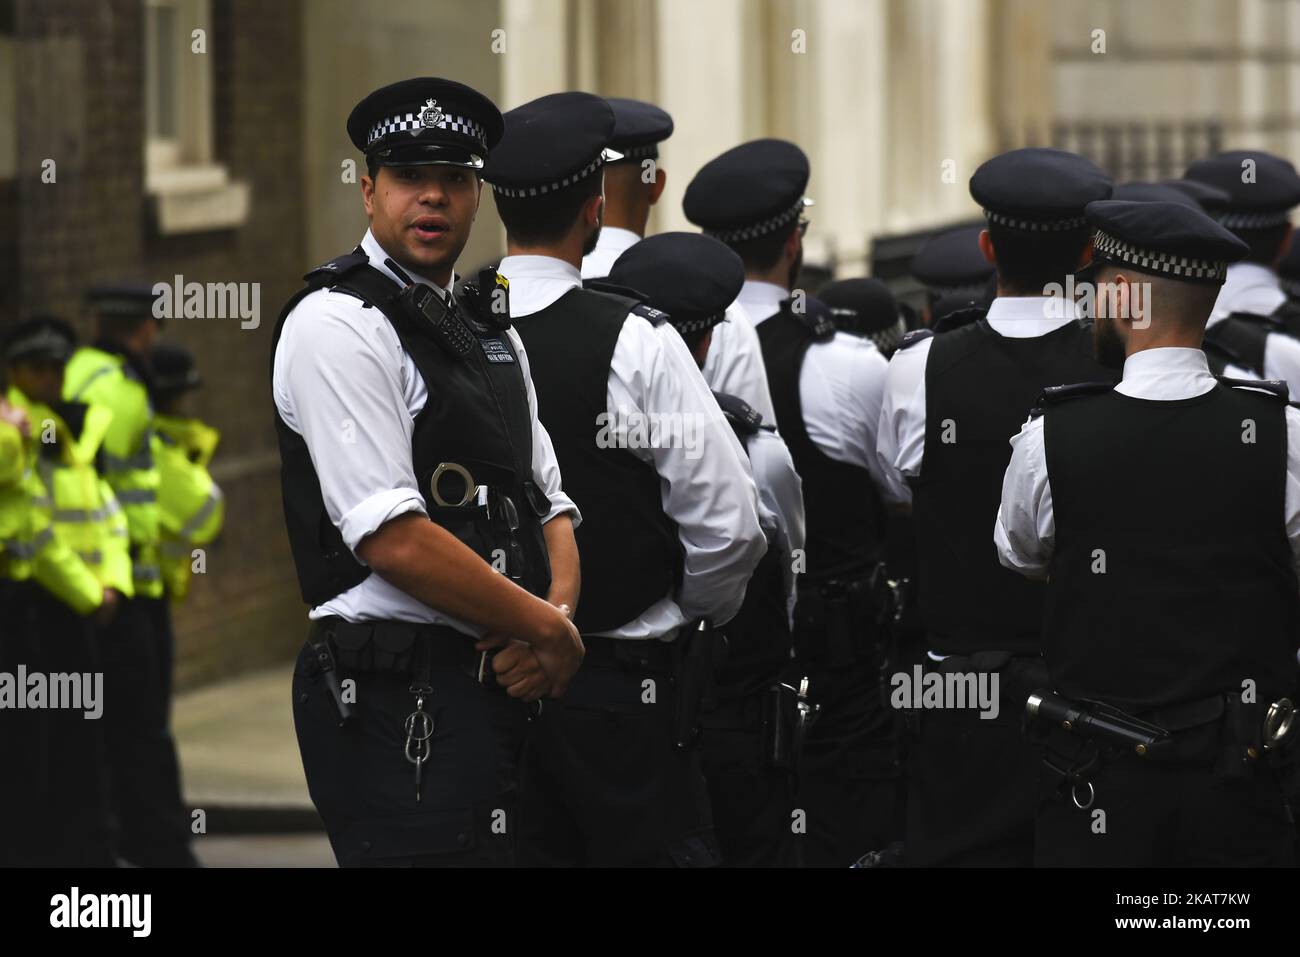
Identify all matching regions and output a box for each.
[897,328,934,351]
[1030,380,1115,417]
[479,336,516,363]
[631,303,670,326]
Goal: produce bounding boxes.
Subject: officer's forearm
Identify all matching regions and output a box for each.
[357,512,559,640]
[542,514,580,614]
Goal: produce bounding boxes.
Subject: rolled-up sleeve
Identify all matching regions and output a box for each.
[508,327,581,528]
[272,292,427,559]
[994,414,1055,580]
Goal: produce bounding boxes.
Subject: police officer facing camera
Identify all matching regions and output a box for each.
[272,77,584,869]
[488,92,766,868]
[997,199,1300,867]
[610,231,808,867]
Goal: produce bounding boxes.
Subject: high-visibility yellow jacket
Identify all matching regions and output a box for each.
[63,345,163,598]
[0,415,104,614]
[9,386,134,598]
[153,414,223,601]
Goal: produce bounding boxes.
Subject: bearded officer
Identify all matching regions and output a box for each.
[272,77,584,868]
[997,199,1299,866]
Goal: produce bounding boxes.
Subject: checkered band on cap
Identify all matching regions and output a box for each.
[1217,209,1292,230]
[368,108,488,150]
[868,318,908,356]
[984,209,1087,232]
[1092,229,1229,282]
[490,154,607,198]
[671,311,728,335]
[704,197,807,243]
[4,328,70,361]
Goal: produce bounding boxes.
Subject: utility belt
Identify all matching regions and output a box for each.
[305,617,500,723]
[792,564,889,667]
[1025,688,1298,810]
[304,616,508,806]
[701,678,819,772]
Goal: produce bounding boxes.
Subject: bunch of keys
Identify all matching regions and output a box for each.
[404,683,436,803]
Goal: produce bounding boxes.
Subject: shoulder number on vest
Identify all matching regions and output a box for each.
[1217,376,1289,402]
[897,328,934,351]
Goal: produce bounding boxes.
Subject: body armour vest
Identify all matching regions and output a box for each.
[1203,312,1272,378]
[1042,379,1299,712]
[512,287,682,634]
[270,250,552,609]
[912,317,1114,655]
[712,391,793,700]
[757,300,884,583]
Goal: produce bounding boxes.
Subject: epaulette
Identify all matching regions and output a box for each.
[303,249,369,287]
[1217,376,1290,402]
[583,278,648,302]
[782,295,836,341]
[932,305,985,335]
[631,302,670,326]
[712,391,763,435]
[1029,380,1114,418]
[897,328,934,351]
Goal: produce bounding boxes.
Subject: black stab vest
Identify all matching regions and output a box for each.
[713,391,793,700]
[1042,381,1299,712]
[757,301,884,582]
[512,287,682,634]
[270,251,552,609]
[913,317,1114,655]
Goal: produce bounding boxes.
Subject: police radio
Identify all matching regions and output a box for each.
[401,281,476,361]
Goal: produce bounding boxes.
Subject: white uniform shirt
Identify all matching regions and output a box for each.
[580,226,641,280]
[876,295,1080,506]
[995,347,1300,591]
[499,254,767,639]
[703,302,778,424]
[739,281,906,508]
[1208,262,1300,396]
[742,426,805,626]
[272,229,580,630]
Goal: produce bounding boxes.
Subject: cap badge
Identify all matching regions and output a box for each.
[417,98,444,132]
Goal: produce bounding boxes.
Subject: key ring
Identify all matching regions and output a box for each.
[1264,698,1295,751]
[1071,778,1095,811]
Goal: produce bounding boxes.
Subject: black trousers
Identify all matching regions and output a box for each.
[796,655,902,867]
[98,595,196,867]
[292,638,527,867]
[1035,753,1296,867]
[518,642,719,867]
[699,701,801,867]
[904,698,1038,867]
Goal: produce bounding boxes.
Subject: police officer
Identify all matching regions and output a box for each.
[877,147,1115,867]
[64,285,196,867]
[580,97,673,280]
[609,231,807,867]
[909,224,996,331]
[686,138,906,866]
[1182,150,1300,387]
[1,320,119,866]
[149,343,223,603]
[997,199,1299,866]
[272,77,584,868]
[818,277,908,358]
[486,92,766,867]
